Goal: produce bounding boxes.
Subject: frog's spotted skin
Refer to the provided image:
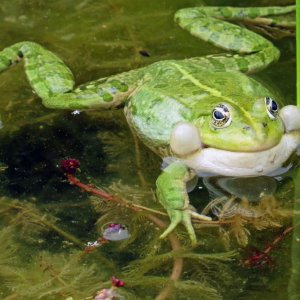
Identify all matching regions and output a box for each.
[0,5,297,244]
[125,60,284,153]
[0,41,143,109]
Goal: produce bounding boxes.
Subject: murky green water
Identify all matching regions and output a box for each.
[0,0,297,299]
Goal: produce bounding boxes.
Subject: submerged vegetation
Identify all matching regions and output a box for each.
[0,143,295,299]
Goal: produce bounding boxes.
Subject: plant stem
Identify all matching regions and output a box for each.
[67,174,167,216]
[147,214,183,300]
[244,226,293,267]
[66,174,220,224]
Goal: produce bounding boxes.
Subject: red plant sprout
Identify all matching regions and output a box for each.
[111,276,125,288]
[60,158,114,201]
[243,249,273,269]
[60,158,80,175]
[243,226,293,269]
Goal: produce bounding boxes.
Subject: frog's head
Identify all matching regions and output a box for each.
[170,98,300,156]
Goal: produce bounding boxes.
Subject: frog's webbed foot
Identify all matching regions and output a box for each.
[159,206,211,244]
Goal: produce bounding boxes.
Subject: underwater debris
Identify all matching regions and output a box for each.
[94,276,125,300]
[71,110,81,115]
[85,238,109,253]
[139,49,151,57]
[94,288,120,300]
[84,223,130,253]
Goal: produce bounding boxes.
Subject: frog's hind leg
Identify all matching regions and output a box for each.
[0,41,74,99]
[0,41,141,110]
[175,5,295,73]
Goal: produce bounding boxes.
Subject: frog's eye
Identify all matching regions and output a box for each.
[265,96,279,120]
[212,104,231,128]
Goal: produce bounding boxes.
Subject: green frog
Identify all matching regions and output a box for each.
[0,5,298,244]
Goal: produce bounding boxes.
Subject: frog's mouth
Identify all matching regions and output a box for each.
[170,105,300,177]
[186,131,300,177]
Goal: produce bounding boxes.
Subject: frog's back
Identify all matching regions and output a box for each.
[125,60,275,152]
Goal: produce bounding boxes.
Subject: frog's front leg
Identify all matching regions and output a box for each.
[0,41,142,110]
[156,162,211,244]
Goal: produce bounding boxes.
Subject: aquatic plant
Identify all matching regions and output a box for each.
[243,226,293,269]
[0,223,118,299]
[201,195,292,247]
[58,158,295,299]
[0,148,294,300]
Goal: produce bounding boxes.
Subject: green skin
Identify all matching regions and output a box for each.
[0,5,297,244]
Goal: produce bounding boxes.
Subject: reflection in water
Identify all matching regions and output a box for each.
[200,176,292,246]
[203,176,278,202]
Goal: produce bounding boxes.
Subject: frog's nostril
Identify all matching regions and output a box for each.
[243,125,251,130]
[262,122,267,128]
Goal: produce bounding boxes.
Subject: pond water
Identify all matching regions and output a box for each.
[0,0,298,299]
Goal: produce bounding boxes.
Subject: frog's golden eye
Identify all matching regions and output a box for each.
[265,96,279,120]
[212,104,231,128]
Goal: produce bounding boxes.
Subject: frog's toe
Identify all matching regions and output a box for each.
[159,209,182,240]
[182,210,211,244]
[182,211,197,245]
[190,211,212,221]
[160,209,211,245]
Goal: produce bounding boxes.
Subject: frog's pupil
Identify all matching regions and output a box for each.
[271,101,278,111]
[214,110,224,120]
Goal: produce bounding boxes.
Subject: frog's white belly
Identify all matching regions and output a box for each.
[185,131,300,177]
